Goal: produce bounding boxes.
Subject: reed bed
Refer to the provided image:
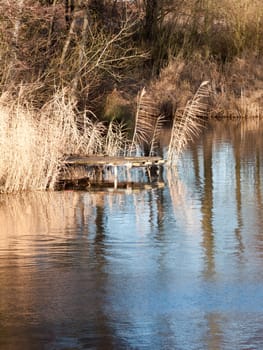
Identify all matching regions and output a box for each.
[0,87,129,193]
[0,91,65,192]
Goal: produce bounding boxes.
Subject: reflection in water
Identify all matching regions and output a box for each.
[1,120,263,349]
[204,313,223,350]
[234,131,245,256]
[201,133,215,279]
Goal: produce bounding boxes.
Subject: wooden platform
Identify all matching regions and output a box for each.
[64,155,165,167]
[60,155,165,191]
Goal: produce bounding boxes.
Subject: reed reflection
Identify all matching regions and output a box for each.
[234,133,245,256]
[167,168,201,234]
[0,191,129,349]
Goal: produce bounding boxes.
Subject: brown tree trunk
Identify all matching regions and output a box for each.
[144,0,159,40]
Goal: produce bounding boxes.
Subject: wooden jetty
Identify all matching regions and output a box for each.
[58,155,166,191]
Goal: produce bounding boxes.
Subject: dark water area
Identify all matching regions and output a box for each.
[1,120,263,349]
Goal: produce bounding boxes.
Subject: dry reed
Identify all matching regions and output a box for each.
[130,87,164,155]
[167,81,211,165]
[0,90,65,192]
[0,86,130,193]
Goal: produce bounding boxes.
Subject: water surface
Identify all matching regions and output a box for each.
[1,120,263,349]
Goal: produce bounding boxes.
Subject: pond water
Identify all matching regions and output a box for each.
[1,120,263,350]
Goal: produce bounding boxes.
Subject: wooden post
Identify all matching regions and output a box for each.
[114,165,118,189]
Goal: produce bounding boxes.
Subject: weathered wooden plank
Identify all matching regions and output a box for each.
[55,177,165,191]
[64,155,165,167]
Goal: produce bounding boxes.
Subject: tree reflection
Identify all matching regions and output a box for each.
[190,142,202,189]
[254,145,263,256]
[234,133,245,256]
[204,313,223,350]
[201,133,215,279]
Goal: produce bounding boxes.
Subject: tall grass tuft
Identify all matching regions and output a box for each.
[167,81,211,166]
[130,87,164,155]
[0,92,62,192]
[105,120,129,156]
